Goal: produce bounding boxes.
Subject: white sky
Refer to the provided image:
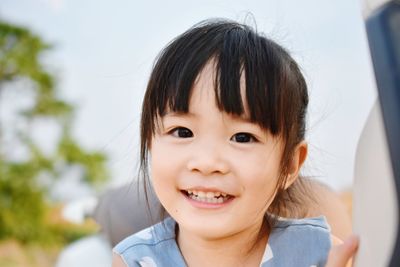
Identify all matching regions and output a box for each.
[1,0,377,191]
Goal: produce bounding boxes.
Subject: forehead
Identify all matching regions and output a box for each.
[187,60,250,118]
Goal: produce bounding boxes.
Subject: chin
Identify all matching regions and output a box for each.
[177,218,237,239]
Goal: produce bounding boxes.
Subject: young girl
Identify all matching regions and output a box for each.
[112,19,355,267]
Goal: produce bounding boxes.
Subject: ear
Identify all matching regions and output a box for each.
[284,141,308,189]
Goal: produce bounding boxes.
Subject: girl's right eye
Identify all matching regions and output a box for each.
[169,127,193,138]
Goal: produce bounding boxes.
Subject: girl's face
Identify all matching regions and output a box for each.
[150,62,284,240]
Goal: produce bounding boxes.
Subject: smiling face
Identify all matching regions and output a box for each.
[150,62,285,240]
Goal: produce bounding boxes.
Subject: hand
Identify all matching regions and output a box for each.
[326,235,359,267]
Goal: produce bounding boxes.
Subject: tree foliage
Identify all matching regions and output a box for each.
[0,20,109,243]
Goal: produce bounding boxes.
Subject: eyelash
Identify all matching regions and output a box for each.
[168,127,257,143]
[168,127,193,138]
[230,132,257,143]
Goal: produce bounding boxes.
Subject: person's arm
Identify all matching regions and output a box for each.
[326,235,359,267]
[112,252,127,267]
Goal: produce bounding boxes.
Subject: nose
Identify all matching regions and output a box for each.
[186,141,229,176]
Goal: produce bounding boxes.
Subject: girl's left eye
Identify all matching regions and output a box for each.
[230,132,257,143]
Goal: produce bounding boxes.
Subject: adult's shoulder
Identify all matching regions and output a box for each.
[304,180,352,240]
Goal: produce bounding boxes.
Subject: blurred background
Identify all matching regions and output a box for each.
[0,0,377,266]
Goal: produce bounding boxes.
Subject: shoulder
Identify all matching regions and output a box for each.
[273,216,331,232]
[265,216,331,266]
[113,217,178,267]
[113,218,174,253]
[271,216,331,244]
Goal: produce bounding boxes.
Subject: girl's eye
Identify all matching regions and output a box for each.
[169,127,193,138]
[231,132,256,143]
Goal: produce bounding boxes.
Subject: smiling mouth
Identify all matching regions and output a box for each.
[181,190,233,204]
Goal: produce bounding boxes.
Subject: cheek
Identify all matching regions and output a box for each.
[151,138,171,167]
[235,149,282,198]
[150,140,183,190]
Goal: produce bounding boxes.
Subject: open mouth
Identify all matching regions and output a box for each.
[181,190,233,204]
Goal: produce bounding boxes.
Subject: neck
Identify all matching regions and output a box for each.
[177,221,269,267]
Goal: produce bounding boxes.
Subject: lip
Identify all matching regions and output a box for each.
[180,187,235,209]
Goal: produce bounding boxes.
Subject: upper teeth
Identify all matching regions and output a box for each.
[187,190,227,198]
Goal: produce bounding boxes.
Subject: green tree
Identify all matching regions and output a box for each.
[0,20,109,243]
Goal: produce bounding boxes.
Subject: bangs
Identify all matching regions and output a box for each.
[145,19,306,137]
